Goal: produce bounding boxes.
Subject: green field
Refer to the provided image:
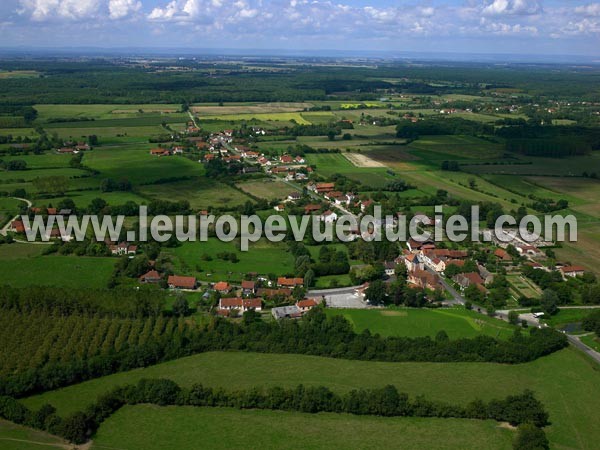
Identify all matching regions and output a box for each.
[542,308,600,328]
[92,405,513,450]
[326,308,516,339]
[139,178,254,210]
[0,255,115,288]
[580,334,600,352]
[22,348,600,449]
[0,420,69,450]
[166,238,295,281]
[83,145,201,185]
[236,179,295,200]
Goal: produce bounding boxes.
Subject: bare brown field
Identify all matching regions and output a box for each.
[344,152,386,168]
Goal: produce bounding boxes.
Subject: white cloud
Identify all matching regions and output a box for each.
[482,0,542,16]
[108,0,141,19]
[575,3,600,16]
[18,0,100,21]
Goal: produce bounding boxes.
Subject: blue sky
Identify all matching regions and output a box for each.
[0,0,599,57]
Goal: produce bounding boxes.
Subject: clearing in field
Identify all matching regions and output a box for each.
[344,152,386,168]
[92,405,513,450]
[236,178,294,201]
[21,349,600,450]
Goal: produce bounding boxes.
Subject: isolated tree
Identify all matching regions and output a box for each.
[304,269,315,288]
[365,279,386,305]
[508,310,520,325]
[540,289,559,316]
[172,296,190,317]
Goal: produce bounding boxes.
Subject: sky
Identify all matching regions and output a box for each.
[0,0,599,58]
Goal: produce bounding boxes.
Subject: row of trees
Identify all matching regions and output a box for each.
[0,379,549,445]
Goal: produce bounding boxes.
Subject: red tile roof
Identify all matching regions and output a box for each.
[167,275,196,289]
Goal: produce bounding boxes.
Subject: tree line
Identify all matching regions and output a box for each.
[0,378,549,445]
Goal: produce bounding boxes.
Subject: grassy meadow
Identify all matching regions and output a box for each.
[92,405,513,450]
[325,307,517,340]
[22,348,600,450]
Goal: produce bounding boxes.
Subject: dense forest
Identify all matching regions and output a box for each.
[0,59,599,104]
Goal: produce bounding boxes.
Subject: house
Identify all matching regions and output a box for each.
[167,275,197,290]
[403,253,424,272]
[241,280,256,295]
[406,238,428,252]
[384,261,396,276]
[294,156,305,164]
[477,265,494,284]
[258,157,271,166]
[219,297,262,312]
[319,210,337,223]
[10,219,25,233]
[296,298,319,312]
[428,258,446,273]
[360,199,374,212]
[287,192,302,201]
[75,143,90,151]
[560,266,586,277]
[304,204,322,214]
[453,272,485,290]
[277,277,304,288]
[256,288,292,298]
[150,148,170,156]
[109,242,137,256]
[139,270,161,284]
[242,150,259,158]
[272,305,303,320]
[445,259,465,269]
[494,248,512,261]
[313,182,336,194]
[274,204,286,212]
[280,155,293,164]
[172,146,184,154]
[214,281,231,294]
[408,269,440,290]
[57,147,76,154]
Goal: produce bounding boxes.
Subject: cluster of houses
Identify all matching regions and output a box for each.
[150,146,185,157]
[56,142,90,154]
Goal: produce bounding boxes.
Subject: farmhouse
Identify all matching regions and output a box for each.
[219,297,262,312]
[304,204,322,214]
[241,280,256,295]
[10,219,25,233]
[150,148,171,156]
[453,272,485,290]
[167,275,197,290]
[494,248,512,261]
[312,182,336,194]
[280,155,293,164]
[287,192,302,201]
[560,266,586,277]
[277,277,304,288]
[408,269,440,290]
[296,298,319,312]
[214,281,231,294]
[109,242,137,256]
[139,270,161,284]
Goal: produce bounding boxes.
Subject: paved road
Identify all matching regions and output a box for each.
[567,333,600,364]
